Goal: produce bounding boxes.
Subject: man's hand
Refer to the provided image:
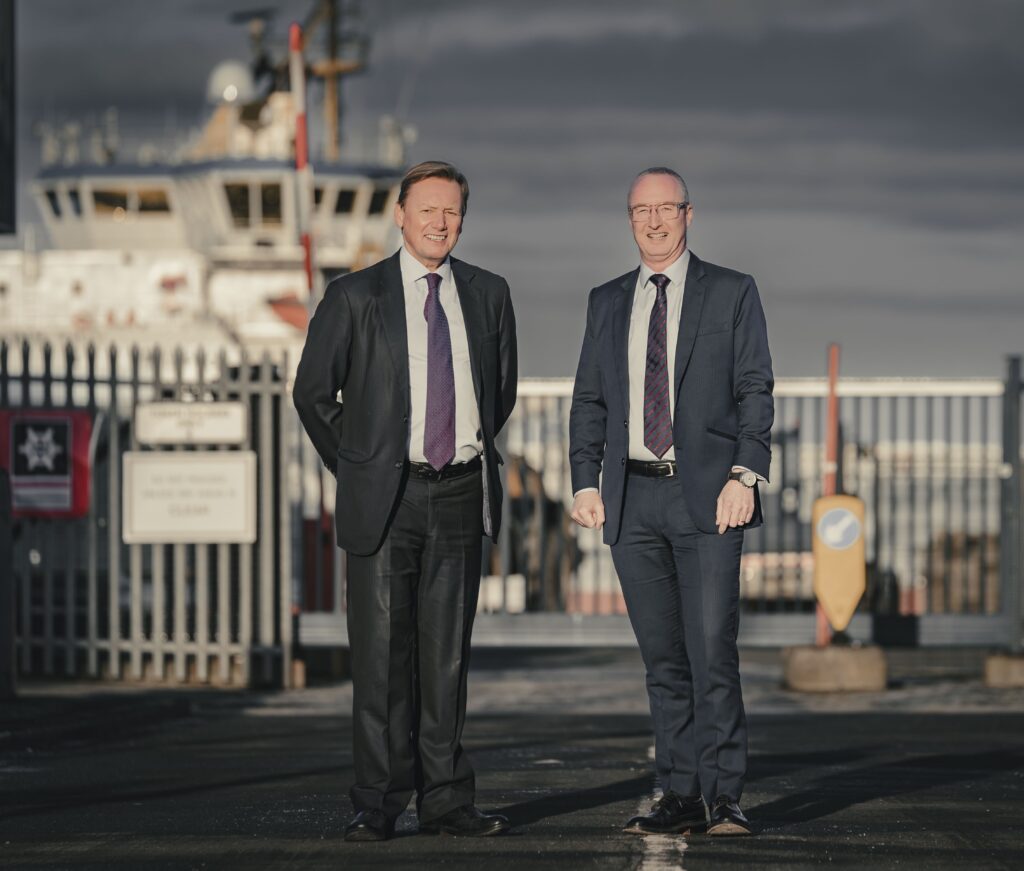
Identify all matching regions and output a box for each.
[571,491,606,529]
[716,480,754,534]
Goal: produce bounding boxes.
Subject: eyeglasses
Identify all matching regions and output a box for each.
[628,202,689,222]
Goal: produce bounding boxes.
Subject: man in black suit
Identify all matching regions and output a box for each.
[569,167,773,836]
[294,161,517,841]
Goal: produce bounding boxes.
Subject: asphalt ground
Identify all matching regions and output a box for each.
[2,647,1023,870]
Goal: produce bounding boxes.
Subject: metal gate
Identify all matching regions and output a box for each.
[1,339,294,686]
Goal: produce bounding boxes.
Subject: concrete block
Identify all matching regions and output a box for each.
[783,644,888,692]
[985,653,1024,688]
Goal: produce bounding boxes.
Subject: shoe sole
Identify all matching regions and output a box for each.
[622,823,703,836]
[707,822,752,836]
[344,831,390,842]
[419,823,509,837]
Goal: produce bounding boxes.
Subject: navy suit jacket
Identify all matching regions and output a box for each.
[569,252,774,544]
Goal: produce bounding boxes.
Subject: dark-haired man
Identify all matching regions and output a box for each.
[294,161,517,840]
[569,168,773,836]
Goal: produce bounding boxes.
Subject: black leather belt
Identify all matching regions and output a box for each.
[627,459,677,478]
[407,455,482,481]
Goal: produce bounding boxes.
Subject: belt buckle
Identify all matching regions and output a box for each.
[664,463,676,477]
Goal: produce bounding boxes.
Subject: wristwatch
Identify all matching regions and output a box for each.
[728,469,758,488]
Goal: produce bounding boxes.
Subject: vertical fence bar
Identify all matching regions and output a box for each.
[41,344,55,674]
[128,346,144,679]
[64,343,77,676]
[194,347,210,683]
[1001,357,1022,650]
[278,354,293,689]
[107,345,122,679]
[215,349,232,683]
[86,344,99,676]
[238,349,254,685]
[258,352,276,684]
[151,347,167,680]
[172,347,187,682]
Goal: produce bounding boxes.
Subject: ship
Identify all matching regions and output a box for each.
[0,0,409,358]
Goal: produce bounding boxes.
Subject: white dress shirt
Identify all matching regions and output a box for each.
[400,245,482,465]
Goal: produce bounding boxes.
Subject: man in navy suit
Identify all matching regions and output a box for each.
[569,167,774,836]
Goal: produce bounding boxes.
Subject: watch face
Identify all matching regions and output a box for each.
[740,471,757,487]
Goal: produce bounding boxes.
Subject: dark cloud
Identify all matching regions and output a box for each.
[5,0,1024,377]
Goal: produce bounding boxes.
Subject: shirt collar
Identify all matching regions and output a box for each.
[399,245,453,290]
[638,248,690,291]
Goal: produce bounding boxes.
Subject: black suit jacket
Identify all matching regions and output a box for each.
[569,252,774,544]
[294,250,518,556]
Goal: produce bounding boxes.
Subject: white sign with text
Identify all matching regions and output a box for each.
[122,451,257,544]
[135,402,248,446]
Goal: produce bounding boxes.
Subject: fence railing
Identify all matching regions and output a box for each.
[2,339,293,686]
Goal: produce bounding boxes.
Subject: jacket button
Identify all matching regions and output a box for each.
[623,419,628,427]
[620,457,626,465]
[402,416,408,423]
[394,461,402,469]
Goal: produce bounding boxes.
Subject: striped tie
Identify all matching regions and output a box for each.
[643,273,673,458]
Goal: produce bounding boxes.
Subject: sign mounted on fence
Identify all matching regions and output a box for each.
[122,451,257,544]
[135,402,248,446]
[0,409,92,517]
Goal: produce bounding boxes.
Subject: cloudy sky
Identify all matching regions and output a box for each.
[7,0,1024,377]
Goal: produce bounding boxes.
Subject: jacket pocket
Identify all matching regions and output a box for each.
[706,426,738,442]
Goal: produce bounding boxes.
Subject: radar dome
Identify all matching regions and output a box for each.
[206,61,256,105]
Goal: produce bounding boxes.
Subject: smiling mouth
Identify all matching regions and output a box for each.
[647,232,669,240]
[426,233,447,242]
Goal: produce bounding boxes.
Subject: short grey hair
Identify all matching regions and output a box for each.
[629,167,689,205]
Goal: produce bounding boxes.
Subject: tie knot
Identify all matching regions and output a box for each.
[649,273,670,292]
[425,272,442,295]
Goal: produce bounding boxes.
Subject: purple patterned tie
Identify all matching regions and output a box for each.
[423,272,456,470]
[644,273,673,458]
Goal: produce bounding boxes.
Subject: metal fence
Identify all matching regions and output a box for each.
[4,337,1023,687]
[299,367,1024,649]
[1,339,293,686]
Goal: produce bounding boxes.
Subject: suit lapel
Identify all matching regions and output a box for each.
[375,251,410,406]
[452,258,485,405]
[674,253,707,400]
[612,268,638,414]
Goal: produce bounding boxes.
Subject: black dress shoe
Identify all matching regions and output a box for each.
[419,804,510,837]
[344,809,393,842]
[707,796,752,836]
[623,792,707,835]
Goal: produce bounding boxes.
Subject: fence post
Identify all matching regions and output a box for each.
[1,468,14,699]
[1001,356,1022,651]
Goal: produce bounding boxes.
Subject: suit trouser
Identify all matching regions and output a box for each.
[346,469,483,821]
[611,473,747,803]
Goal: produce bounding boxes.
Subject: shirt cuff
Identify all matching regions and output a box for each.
[573,487,600,498]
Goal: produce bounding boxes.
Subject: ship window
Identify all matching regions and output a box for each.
[224,183,250,227]
[367,188,390,215]
[45,190,61,218]
[334,189,356,215]
[138,188,171,213]
[313,186,324,207]
[261,182,282,226]
[93,189,129,214]
[68,188,82,216]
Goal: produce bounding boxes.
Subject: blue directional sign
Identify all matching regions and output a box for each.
[816,507,861,551]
